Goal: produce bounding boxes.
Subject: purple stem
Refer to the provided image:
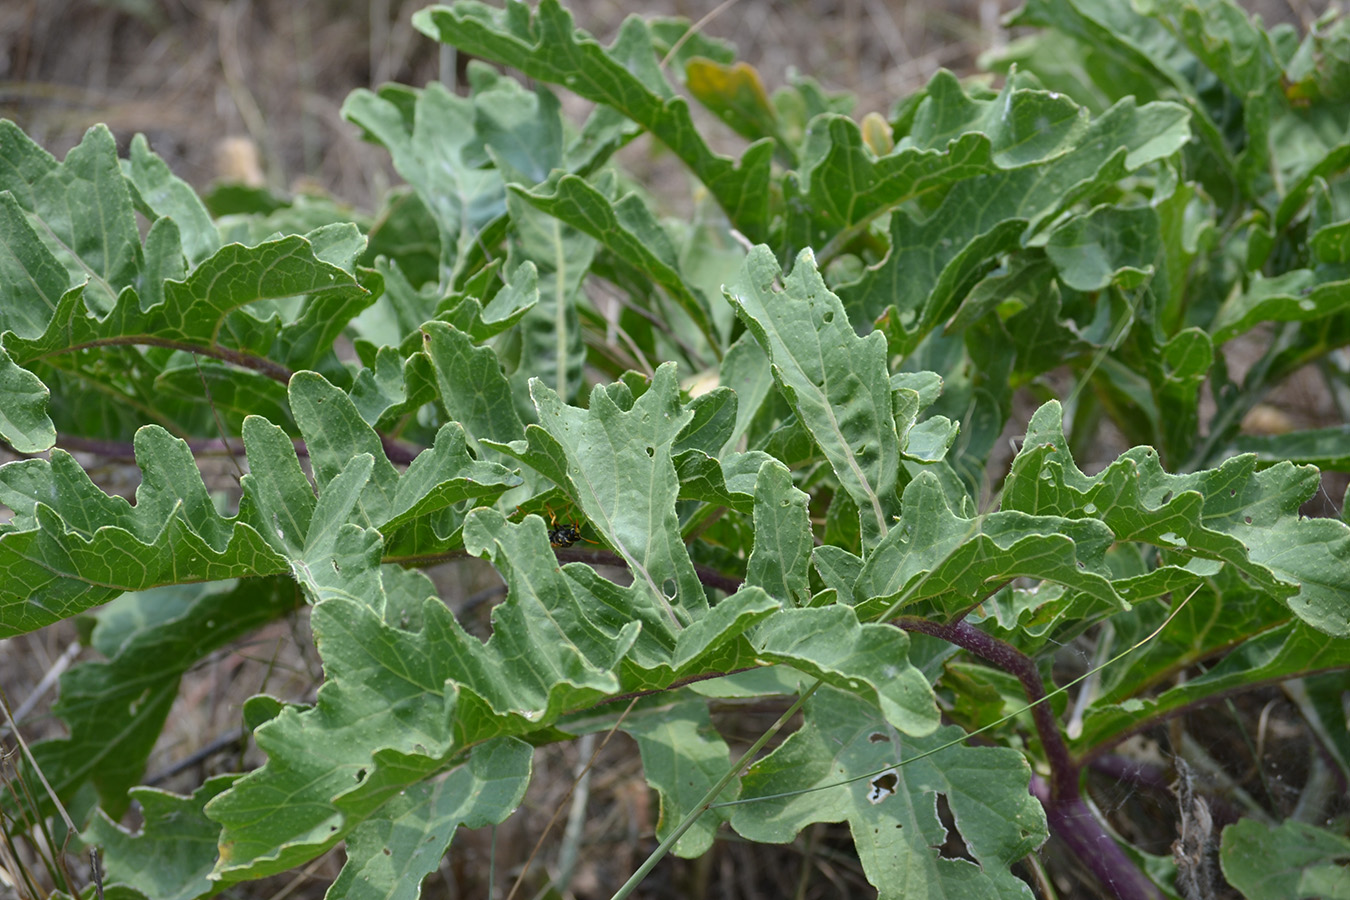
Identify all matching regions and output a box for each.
[1090,754,1173,794]
[897,618,1163,900]
[1030,775,1165,900]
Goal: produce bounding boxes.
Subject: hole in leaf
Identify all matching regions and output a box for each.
[1244,516,1253,524]
[1160,490,1173,504]
[868,732,889,743]
[868,769,899,804]
[822,310,834,324]
[646,446,655,457]
[383,848,391,856]
[356,768,367,782]
[934,793,975,862]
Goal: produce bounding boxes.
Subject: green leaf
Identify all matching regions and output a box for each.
[0,429,288,638]
[1221,819,1350,900]
[326,738,533,900]
[342,82,503,285]
[509,173,716,354]
[854,471,1120,621]
[0,123,142,315]
[727,247,903,549]
[752,606,940,736]
[745,459,813,608]
[383,422,521,532]
[672,448,757,513]
[1233,426,1350,471]
[731,687,1045,899]
[1044,203,1160,291]
[0,344,54,452]
[438,261,539,342]
[267,371,519,568]
[717,333,773,454]
[1211,268,1350,344]
[4,234,374,378]
[423,320,527,453]
[0,191,72,339]
[27,579,295,818]
[1087,574,1290,705]
[1073,618,1350,752]
[205,568,577,883]
[1004,400,1350,635]
[123,134,220,268]
[487,363,707,624]
[622,698,736,858]
[85,776,240,900]
[838,86,1189,352]
[501,178,595,409]
[413,0,775,242]
[468,63,564,184]
[790,74,1087,254]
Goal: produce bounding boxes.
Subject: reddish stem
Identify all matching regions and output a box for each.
[897,617,1163,900]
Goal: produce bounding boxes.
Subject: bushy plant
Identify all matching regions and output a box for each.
[1,1,1349,898]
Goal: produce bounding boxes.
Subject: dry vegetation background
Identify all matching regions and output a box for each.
[0,1,1338,899]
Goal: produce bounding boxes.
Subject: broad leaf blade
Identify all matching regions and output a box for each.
[1004,400,1350,636]
[0,429,288,638]
[413,0,775,242]
[622,698,736,858]
[489,363,707,623]
[726,247,903,549]
[326,738,533,900]
[84,776,240,900]
[28,579,295,819]
[731,687,1045,899]
[1220,819,1350,900]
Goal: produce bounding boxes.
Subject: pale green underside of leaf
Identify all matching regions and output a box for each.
[622,699,737,858]
[487,363,709,623]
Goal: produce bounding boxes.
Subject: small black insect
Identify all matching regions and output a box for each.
[548,521,583,548]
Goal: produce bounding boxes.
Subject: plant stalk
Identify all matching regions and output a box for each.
[898,618,1162,900]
